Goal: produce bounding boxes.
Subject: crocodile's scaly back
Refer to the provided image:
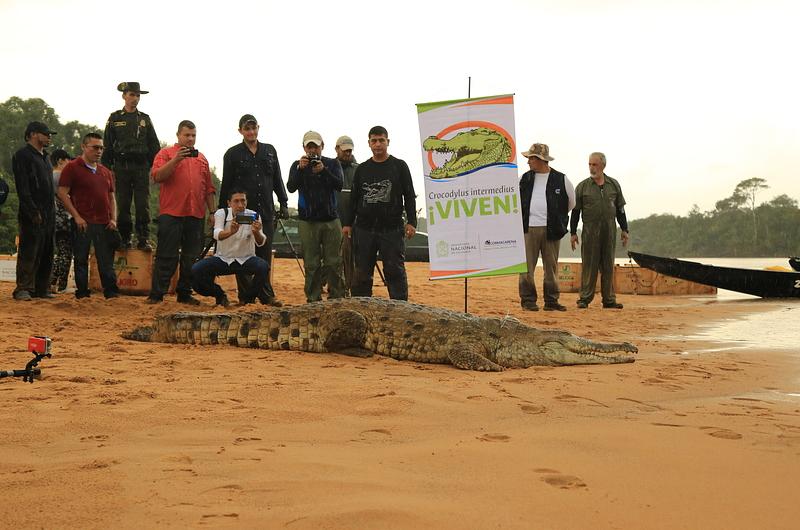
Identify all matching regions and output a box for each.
[123,298,637,371]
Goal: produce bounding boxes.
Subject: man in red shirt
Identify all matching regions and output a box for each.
[57,132,120,299]
[147,120,216,304]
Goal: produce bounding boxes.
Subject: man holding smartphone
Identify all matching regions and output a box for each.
[191,189,268,307]
[147,120,216,305]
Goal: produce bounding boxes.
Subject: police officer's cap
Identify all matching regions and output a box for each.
[117,81,149,94]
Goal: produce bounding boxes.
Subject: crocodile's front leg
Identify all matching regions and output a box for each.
[446,341,504,372]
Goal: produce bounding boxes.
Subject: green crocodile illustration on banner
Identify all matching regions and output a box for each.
[423,127,512,179]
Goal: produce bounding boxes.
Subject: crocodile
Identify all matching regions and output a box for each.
[423,127,512,179]
[123,298,636,371]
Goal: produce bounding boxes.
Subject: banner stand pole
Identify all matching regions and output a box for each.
[464,76,471,314]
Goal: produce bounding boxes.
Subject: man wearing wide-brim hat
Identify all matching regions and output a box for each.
[518,142,575,312]
[102,81,160,251]
[11,121,58,301]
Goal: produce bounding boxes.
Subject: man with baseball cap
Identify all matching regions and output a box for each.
[102,81,160,251]
[287,131,345,302]
[334,135,358,293]
[11,121,58,301]
[518,142,575,312]
[219,114,289,306]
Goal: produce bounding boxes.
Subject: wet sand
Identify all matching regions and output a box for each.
[1,260,799,529]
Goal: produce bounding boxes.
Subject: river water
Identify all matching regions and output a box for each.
[610,257,799,351]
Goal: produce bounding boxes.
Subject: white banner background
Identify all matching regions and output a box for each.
[416,95,527,279]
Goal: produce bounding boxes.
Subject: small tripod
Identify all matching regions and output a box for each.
[0,350,51,383]
[1,336,52,383]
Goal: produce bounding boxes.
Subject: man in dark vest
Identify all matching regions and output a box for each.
[102,81,160,251]
[518,143,575,311]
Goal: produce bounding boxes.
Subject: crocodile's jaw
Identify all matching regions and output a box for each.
[541,343,636,365]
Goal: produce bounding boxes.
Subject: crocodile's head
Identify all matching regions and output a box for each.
[483,319,637,367]
[423,127,511,179]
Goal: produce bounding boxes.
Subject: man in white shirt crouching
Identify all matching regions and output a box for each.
[191,189,268,307]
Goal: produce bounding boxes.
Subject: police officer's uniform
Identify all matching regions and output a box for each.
[102,81,160,249]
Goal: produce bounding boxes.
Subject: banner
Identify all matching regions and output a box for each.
[416,94,527,280]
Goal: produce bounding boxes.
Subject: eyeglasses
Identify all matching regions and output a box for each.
[87,145,105,151]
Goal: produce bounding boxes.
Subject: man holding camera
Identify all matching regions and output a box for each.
[191,189,268,307]
[12,121,57,301]
[220,114,288,306]
[287,131,346,303]
[147,120,216,305]
[102,82,160,251]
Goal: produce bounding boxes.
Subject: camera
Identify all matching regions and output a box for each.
[306,154,321,164]
[186,148,199,158]
[235,212,256,224]
[28,336,52,355]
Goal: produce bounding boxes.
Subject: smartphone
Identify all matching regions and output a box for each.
[235,213,255,224]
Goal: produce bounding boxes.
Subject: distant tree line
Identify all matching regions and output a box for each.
[624,178,800,257]
[1,97,797,257]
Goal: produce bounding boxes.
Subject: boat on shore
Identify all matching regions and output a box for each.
[628,251,800,298]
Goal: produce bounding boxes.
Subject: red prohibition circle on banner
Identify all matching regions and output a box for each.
[426,120,516,173]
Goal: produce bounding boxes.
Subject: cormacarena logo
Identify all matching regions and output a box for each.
[484,239,517,246]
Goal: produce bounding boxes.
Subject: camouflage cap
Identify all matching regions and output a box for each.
[117,81,149,94]
[521,143,554,161]
[303,130,323,147]
[335,135,354,150]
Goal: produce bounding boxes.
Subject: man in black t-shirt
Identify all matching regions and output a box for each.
[342,126,417,300]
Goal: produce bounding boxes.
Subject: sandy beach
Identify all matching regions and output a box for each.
[1,260,798,529]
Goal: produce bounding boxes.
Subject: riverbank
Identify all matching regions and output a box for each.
[1,260,798,529]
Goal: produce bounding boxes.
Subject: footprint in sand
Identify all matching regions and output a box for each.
[542,474,587,490]
[476,433,510,442]
[701,427,742,440]
[520,404,547,415]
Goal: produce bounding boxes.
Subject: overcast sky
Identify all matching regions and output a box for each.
[1,0,797,221]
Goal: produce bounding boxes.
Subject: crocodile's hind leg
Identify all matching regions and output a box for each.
[320,309,373,358]
[447,342,503,371]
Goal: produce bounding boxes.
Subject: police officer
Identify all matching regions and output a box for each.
[102,81,160,251]
[570,152,629,309]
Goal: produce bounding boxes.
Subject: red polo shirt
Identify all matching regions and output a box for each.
[58,158,115,224]
[151,144,215,219]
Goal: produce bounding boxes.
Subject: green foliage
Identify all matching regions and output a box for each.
[626,178,800,257]
[0,97,101,253]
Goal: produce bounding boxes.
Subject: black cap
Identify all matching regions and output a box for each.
[25,121,57,140]
[239,114,258,128]
[117,81,149,94]
[50,149,73,165]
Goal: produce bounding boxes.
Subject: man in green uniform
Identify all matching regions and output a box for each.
[335,135,358,294]
[102,81,160,251]
[570,152,629,309]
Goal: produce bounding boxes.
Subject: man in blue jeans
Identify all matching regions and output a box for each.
[191,189,269,307]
